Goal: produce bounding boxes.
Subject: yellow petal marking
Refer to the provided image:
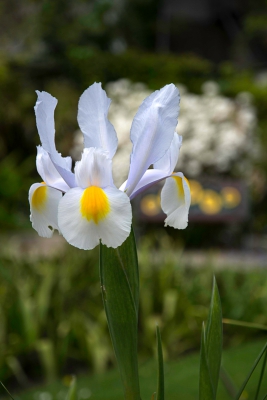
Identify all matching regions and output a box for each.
[32,184,47,211]
[80,186,110,224]
[172,175,190,200]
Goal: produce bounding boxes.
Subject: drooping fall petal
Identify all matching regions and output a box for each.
[58,186,132,250]
[29,182,62,237]
[161,173,191,229]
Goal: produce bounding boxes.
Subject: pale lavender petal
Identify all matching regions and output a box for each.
[161,172,191,229]
[125,84,180,197]
[154,133,182,174]
[125,169,168,199]
[36,146,70,192]
[34,91,72,172]
[75,147,114,189]
[77,83,118,158]
[51,160,76,188]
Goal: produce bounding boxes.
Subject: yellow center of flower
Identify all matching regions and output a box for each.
[31,184,47,211]
[80,186,110,224]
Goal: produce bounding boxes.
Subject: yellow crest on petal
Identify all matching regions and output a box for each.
[32,184,47,211]
[172,176,189,200]
[80,186,110,224]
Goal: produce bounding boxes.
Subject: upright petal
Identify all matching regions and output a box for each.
[161,173,191,229]
[58,186,132,250]
[75,148,114,189]
[154,133,182,174]
[36,146,70,192]
[77,83,118,158]
[34,91,75,186]
[125,84,180,197]
[29,182,62,237]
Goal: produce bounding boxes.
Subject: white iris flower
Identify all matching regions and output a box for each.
[29,83,190,250]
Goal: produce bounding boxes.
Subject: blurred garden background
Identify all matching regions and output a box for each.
[1,0,267,398]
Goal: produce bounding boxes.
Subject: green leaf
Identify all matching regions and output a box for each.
[65,376,77,400]
[156,326,164,400]
[255,348,267,399]
[100,227,141,400]
[235,341,267,400]
[199,323,215,400]
[223,319,267,332]
[0,381,15,400]
[205,277,223,398]
[220,365,238,398]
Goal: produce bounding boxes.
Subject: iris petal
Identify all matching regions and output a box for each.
[78,83,118,159]
[29,183,62,237]
[34,91,75,187]
[58,186,132,250]
[125,84,180,196]
[36,146,70,192]
[161,173,191,229]
[154,133,182,174]
[75,148,114,189]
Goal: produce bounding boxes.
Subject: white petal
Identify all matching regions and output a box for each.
[34,91,75,186]
[29,183,62,237]
[36,146,70,192]
[154,133,182,174]
[58,186,132,250]
[75,148,113,189]
[161,173,191,229]
[78,83,118,158]
[126,84,180,196]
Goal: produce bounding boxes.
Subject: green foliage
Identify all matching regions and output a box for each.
[234,342,267,400]
[205,279,223,397]
[0,153,35,229]
[5,340,267,400]
[199,324,214,400]
[156,327,164,400]
[0,234,267,386]
[65,376,77,400]
[199,279,222,399]
[66,50,213,92]
[100,229,141,400]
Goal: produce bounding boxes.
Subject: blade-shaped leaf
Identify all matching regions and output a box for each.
[255,347,267,400]
[199,323,215,400]
[205,277,223,398]
[0,381,15,400]
[220,365,238,398]
[100,227,141,400]
[65,376,77,400]
[156,326,164,400]
[235,341,267,400]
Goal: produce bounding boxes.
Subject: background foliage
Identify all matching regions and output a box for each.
[0,233,266,387]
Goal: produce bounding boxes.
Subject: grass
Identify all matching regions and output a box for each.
[3,339,267,400]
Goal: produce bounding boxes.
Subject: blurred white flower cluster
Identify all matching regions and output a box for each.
[71,79,260,186]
